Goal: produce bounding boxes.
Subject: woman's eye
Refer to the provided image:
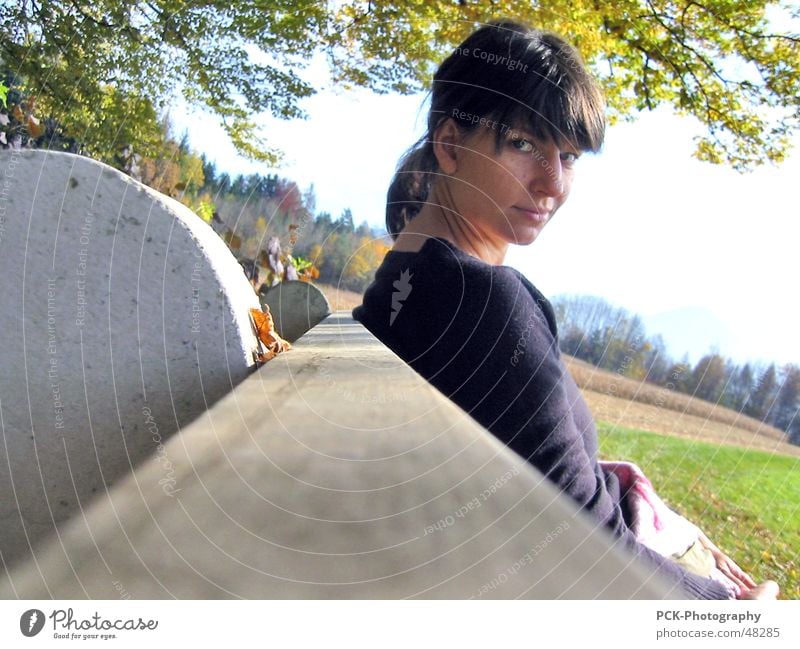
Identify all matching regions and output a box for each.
[561,151,580,164]
[511,137,534,153]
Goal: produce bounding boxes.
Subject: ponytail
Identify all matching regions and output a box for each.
[385,136,437,240]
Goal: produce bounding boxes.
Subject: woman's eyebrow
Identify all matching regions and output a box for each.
[506,126,537,139]
[525,128,580,151]
[506,128,582,154]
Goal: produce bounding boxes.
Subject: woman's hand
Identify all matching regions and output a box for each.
[696,532,779,599]
[711,548,758,592]
[739,581,780,600]
[697,532,757,593]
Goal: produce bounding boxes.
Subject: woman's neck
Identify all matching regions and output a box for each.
[393,204,508,266]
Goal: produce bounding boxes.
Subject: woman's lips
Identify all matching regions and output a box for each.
[514,206,549,224]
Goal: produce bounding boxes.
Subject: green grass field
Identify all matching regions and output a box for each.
[597,422,800,599]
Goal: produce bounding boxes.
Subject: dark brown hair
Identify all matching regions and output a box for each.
[386,20,606,239]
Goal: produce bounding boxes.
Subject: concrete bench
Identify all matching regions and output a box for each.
[0,312,677,598]
[0,150,260,569]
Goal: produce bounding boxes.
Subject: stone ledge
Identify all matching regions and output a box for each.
[0,313,678,599]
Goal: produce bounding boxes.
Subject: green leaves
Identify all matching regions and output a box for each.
[191,197,215,224]
[0,81,7,109]
[1,1,797,169]
[321,0,799,170]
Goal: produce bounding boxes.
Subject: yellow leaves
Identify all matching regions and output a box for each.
[191,197,215,224]
[342,237,391,285]
[138,155,181,195]
[26,114,43,138]
[249,307,292,364]
[411,0,798,169]
[299,265,320,282]
[694,137,725,165]
[138,135,208,197]
[180,154,204,192]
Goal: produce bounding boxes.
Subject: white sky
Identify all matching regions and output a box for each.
[173,84,799,370]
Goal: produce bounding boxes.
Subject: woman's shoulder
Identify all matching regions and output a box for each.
[379,236,520,280]
[355,236,556,338]
[365,236,529,304]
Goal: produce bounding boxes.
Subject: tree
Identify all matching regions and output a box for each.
[332,0,800,169]
[666,355,693,393]
[1,1,322,163]
[552,294,652,375]
[215,172,231,198]
[274,180,302,216]
[642,334,671,385]
[229,174,247,198]
[337,208,355,233]
[2,1,798,168]
[689,353,728,404]
[343,237,392,291]
[201,155,217,190]
[133,118,205,197]
[315,212,333,232]
[553,294,619,345]
[302,184,317,214]
[773,364,800,432]
[355,220,373,238]
[746,363,778,422]
[730,363,755,411]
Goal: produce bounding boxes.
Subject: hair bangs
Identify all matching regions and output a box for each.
[489,54,604,152]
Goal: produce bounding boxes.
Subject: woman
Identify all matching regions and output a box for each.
[352,20,777,600]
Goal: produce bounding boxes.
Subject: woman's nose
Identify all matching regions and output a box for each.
[529,143,564,196]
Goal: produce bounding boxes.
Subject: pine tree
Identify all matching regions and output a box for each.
[746,364,778,423]
[774,364,800,432]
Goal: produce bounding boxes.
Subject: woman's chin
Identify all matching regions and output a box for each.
[509,228,542,246]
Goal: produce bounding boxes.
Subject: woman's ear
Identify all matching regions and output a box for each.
[432,119,461,175]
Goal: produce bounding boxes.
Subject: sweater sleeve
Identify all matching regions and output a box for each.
[398,263,730,600]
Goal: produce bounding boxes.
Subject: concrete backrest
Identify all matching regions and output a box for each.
[0,150,261,569]
[0,313,677,598]
[260,280,331,343]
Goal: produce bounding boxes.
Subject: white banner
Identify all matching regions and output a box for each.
[1,600,797,647]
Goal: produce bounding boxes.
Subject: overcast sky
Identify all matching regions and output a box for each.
[173,82,799,370]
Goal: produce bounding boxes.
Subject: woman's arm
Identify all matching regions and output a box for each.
[403,263,731,599]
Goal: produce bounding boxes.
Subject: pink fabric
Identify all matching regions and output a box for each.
[600,461,699,556]
[600,460,739,598]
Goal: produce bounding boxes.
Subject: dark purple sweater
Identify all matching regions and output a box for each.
[352,236,730,600]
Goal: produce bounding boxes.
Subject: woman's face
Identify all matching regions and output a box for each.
[441,121,580,247]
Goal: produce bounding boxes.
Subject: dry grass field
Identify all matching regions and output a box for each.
[564,355,800,458]
[316,282,365,312]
